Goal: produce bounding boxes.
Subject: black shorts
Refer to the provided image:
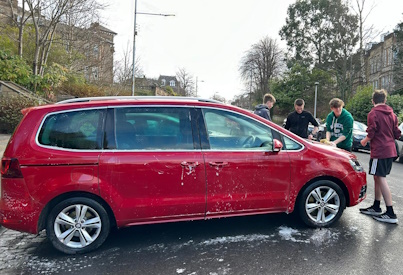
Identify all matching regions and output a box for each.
[369,158,394,177]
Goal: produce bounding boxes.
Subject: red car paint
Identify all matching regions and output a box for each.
[1,98,366,236]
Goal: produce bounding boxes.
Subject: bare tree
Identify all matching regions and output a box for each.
[211,92,226,103]
[114,42,143,86]
[25,0,104,77]
[351,0,380,84]
[3,0,32,57]
[176,68,194,96]
[239,36,284,100]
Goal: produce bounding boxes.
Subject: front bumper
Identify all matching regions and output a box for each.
[344,170,367,206]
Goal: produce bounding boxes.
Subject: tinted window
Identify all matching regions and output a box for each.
[38,109,105,149]
[115,107,193,150]
[203,109,273,150]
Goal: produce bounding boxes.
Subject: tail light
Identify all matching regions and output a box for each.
[1,158,23,178]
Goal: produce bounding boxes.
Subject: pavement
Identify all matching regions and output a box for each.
[0,134,11,155]
[0,134,11,233]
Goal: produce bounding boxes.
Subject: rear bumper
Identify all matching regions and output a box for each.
[0,178,41,234]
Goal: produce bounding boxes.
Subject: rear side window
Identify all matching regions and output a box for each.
[114,107,194,150]
[38,109,105,150]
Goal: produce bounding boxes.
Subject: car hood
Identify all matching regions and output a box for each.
[353,130,367,136]
[306,140,357,160]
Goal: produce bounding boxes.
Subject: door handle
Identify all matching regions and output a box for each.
[181,161,200,168]
[208,162,228,168]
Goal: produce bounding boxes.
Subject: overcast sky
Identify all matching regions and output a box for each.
[100,0,403,101]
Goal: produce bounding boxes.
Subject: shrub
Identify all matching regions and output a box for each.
[0,50,33,87]
[60,82,106,98]
[345,85,373,122]
[346,86,403,123]
[0,95,39,134]
[388,94,403,118]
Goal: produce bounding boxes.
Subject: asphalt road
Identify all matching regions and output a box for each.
[1,138,403,274]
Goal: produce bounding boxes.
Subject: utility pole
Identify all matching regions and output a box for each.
[131,3,174,96]
[131,0,138,96]
[314,82,319,118]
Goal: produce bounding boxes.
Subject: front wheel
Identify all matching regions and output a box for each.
[298,180,346,227]
[46,197,110,254]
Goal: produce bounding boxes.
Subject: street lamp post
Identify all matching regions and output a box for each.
[131,0,138,96]
[314,82,319,118]
[195,76,204,97]
[131,2,174,96]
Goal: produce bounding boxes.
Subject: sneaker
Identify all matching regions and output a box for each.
[373,212,398,224]
[359,206,382,216]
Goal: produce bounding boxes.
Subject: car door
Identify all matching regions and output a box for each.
[199,108,291,216]
[98,106,206,224]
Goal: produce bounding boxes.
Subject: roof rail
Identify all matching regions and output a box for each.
[56,96,222,104]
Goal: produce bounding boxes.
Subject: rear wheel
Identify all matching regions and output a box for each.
[298,180,346,227]
[46,197,110,254]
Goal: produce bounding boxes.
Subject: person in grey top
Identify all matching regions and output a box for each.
[254,93,276,121]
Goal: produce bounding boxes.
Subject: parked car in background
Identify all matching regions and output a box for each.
[396,129,403,163]
[311,121,369,152]
[1,96,367,254]
[352,121,370,152]
[308,122,326,140]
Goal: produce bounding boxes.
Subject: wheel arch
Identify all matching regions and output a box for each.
[37,191,117,232]
[295,176,350,209]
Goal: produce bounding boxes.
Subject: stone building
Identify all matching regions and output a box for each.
[0,0,116,84]
[0,0,19,24]
[365,32,396,92]
[82,23,116,84]
[158,75,180,94]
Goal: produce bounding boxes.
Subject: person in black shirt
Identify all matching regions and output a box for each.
[285,98,319,139]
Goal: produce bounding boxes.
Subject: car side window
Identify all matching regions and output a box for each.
[38,109,105,150]
[282,135,303,150]
[114,107,193,150]
[202,109,273,150]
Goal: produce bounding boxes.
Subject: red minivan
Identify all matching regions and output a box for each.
[1,96,367,254]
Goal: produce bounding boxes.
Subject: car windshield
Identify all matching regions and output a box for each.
[354,121,367,132]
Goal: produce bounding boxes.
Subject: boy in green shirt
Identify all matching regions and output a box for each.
[325,98,354,151]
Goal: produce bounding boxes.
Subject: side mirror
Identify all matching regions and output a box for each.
[273,139,283,152]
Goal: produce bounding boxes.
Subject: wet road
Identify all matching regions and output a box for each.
[1,137,403,274]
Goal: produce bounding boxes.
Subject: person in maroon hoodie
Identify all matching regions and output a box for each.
[359,89,401,224]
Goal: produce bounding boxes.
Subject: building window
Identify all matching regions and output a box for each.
[84,66,89,80]
[170,80,175,87]
[92,67,99,80]
[161,79,166,86]
[370,59,375,74]
[93,45,99,57]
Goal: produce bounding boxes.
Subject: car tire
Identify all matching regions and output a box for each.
[298,180,346,228]
[46,197,110,254]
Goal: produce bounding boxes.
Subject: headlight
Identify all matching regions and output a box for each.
[349,159,364,172]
